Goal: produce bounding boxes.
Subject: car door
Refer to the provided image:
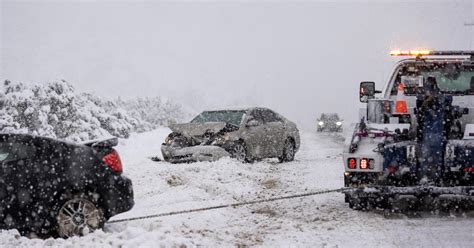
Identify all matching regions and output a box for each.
[0,136,40,221]
[243,109,270,158]
[261,109,286,157]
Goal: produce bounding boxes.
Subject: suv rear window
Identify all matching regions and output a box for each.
[0,142,36,162]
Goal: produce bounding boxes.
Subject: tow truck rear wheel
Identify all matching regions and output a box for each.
[347,195,368,210]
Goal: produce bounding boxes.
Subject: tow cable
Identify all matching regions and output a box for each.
[108,188,344,224]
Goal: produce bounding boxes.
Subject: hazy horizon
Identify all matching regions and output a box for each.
[2,0,473,130]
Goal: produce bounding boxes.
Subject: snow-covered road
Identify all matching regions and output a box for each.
[1,129,473,247]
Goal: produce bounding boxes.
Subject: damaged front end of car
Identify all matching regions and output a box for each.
[161,122,239,163]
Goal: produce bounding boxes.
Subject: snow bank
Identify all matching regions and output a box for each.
[2,130,472,247]
[0,80,186,141]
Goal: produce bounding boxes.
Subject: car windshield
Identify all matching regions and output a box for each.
[321,113,339,120]
[191,110,246,126]
[392,63,474,95]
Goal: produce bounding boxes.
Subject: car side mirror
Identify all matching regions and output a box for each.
[360,81,378,103]
[246,119,260,127]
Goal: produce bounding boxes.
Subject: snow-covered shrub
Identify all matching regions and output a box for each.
[0,80,186,141]
[79,93,142,139]
[116,96,187,128]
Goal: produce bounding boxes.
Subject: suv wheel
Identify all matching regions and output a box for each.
[279,139,295,162]
[57,197,104,237]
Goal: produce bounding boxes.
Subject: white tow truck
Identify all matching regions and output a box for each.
[342,50,474,210]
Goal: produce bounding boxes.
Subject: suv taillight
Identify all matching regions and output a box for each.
[102,149,123,173]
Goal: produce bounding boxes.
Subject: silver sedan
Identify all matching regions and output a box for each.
[161,107,300,163]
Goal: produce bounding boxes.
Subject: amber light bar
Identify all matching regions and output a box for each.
[390,50,474,57]
[390,50,431,56]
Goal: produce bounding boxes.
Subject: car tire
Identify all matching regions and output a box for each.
[56,193,105,238]
[279,138,295,163]
[231,141,253,163]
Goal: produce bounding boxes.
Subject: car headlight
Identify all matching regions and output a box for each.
[318,121,324,126]
[336,121,342,126]
[164,135,173,145]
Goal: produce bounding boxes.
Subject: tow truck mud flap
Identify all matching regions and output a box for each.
[343,186,474,211]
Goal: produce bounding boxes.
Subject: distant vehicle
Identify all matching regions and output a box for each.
[317,113,343,132]
[162,107,300,163]
[0,134,134,237]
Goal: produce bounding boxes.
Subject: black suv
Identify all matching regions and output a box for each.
[0,134,134,237]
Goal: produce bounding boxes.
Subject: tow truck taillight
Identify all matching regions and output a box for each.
[360,158,369,169]
[102,149,123,173]
[348,158,357,169]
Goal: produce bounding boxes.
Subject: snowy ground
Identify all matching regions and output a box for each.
[1,128,473,247]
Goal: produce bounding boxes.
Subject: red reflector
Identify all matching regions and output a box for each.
[464,167,474,173]
[360,158,369,169]
[102,149,123,173]
[348,158,357,169]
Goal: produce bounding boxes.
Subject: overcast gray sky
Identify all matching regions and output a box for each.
[1,0,473,130]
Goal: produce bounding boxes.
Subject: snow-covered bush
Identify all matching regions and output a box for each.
[116,96,187,129]
[0,80,186,141]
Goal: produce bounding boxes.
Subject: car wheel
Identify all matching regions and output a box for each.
[232,142,252,163]
[279,139,295,162]
[57,197,104,238]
